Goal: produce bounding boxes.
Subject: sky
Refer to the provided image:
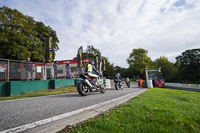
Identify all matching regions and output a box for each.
[1,0,200,68]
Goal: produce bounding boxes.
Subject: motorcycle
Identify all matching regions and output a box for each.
[126,81,130,88]
[77,72,105,96]
[114,79,122,90]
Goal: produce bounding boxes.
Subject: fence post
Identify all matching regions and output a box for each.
[7,59,9,82]
[44,63,47,80]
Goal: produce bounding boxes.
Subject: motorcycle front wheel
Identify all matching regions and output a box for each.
[77,81,90,96]
[115,83,120,90]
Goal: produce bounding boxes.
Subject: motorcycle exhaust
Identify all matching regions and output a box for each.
[83,79,93,88]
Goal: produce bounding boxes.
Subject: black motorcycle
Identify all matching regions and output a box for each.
[114,79,122,90]
[77,73,105,96]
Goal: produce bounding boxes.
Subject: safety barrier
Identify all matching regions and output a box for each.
[74,78,82,87]
[165,82,200,89]
[105,79,111,88]
[0,79,75,96]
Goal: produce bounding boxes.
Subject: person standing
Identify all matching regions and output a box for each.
[66,63,70,79]
[53,60,58,79]
[138,78,143,87]
[24,57,34,81]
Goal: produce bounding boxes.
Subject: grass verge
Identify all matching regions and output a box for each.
[0,86,77,101]
[63,88,200,133]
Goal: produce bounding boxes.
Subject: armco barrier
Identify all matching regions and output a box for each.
[165,82,200,89]
[0,79,76,96]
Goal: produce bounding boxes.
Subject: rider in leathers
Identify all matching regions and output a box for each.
[85,61,100,89]
[85,61,99,78]
[115,73,123,89]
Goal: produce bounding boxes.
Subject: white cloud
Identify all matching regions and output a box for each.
[1,0,200,67]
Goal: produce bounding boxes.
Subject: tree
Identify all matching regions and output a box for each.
[73,45,115,78]
[127,48,154,79]
[175,49,200,83]
[0,6,59,62]
[154,56,177,81]
[84,45,101,56]
[103,61,115,79]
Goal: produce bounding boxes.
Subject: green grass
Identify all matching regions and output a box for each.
[0,86,77,101]
[65,88,200,133]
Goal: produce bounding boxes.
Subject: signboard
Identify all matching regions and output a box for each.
[77,46,83,67]
[102,58,107,71]
[45,32,54,63]
[95,55,100,71]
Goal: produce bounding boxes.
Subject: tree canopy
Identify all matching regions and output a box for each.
[0,6,59,62]
[81,45,115,78]
[175,49,200,83]
[127,48,154,78]
[154,56,177,82]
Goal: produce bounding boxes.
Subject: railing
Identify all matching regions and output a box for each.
[165,82,200,89]
[0,58,80,82]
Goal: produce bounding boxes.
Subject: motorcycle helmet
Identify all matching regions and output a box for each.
[89,60,95,65]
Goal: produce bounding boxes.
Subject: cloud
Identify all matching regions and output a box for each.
[1,0,200,67]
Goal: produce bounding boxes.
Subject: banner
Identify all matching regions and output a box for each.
[95,55,100,71]
[102,58,107,71]
[77,46,83,67]
[45,32,54,63]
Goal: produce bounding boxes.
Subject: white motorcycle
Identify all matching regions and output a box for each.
[77,73,105,96]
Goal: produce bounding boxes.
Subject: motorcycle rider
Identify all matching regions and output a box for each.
[115,73,123,89]
[85,60,101,89]
[85,60,99,78]
[125,77,130,87]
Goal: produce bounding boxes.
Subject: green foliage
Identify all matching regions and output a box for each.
[175,49,200,83]
[84,45,101,56]
[68,88,200,133]
[114,66,128,78]
[0,6,59,62]
[79,45,115,78]
[127,48,155,79]
[154,56,178,82]
[103,62,115,79]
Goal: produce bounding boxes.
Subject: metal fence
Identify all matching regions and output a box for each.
[0,58,80,82]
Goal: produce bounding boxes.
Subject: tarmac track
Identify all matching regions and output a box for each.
[0,83,146,133]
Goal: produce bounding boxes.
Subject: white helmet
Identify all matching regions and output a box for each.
[89,61,95,65]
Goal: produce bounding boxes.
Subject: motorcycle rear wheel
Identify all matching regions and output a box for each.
[77,81,90,96]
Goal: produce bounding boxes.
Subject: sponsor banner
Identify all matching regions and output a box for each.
[95,55,100,71]
[102,58,107,71]
[77,46,83,67]
[45,32,54,63]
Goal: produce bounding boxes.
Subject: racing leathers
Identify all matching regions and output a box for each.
[85,63,99,78]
